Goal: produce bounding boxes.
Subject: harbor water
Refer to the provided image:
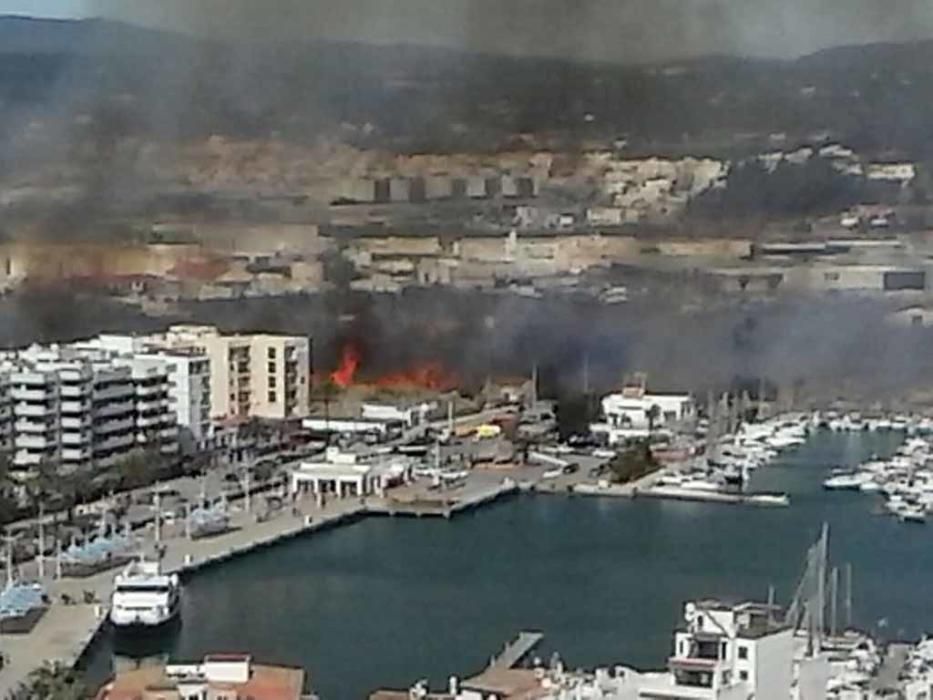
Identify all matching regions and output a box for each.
[82,430,927,700]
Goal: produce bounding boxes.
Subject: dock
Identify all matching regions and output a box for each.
[637,486,790,507]
[368,478,519,519]
[488,631,544,670]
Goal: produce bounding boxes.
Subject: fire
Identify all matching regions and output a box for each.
[330,344,361,388]
[374,363,458,392]
[328,342,457,391]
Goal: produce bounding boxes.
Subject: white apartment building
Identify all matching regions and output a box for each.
[84,335,212,450]
[0,345,178,472]
[635,600,794,700]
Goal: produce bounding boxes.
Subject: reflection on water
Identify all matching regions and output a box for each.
[81,430,914,700]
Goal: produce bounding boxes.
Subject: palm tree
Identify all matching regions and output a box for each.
[646,404,662,435]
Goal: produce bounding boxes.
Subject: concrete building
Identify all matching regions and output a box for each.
[145,326,312,422]
[94,653,308,700]
[289,447,411,498]
[591,386,694,444]
[78,335,213,451]
[0,346,178,473]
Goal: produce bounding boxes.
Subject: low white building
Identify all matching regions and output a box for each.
[591,389,695,444]
[302,417,401,439]
[360,401,436,428]
[289,447,411,498]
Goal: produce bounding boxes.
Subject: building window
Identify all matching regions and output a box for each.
[739,670,748,681]
[738,645,748,660]
[824,271,840,282]
[268,362,276,375]
[268,348,277,359]
[268,391,277,403]
[269,375,277,388]
[720,641,727,659]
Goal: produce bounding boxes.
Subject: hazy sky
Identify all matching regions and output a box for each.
[3,0,933,62]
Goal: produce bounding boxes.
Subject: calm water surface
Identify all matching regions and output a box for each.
[83,430,928,700]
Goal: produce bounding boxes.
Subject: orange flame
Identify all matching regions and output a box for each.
[328,342,458,391]
[374,363,459,392]
[330,344,361,388]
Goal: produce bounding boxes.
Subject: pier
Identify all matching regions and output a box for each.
[369,478,518,518]
[487,631,544,670]
[637,486,790,507]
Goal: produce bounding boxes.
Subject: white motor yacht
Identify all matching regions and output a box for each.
[823,471,867,490]
[110,559,181,630]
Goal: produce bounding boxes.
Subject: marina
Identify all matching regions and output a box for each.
[75,427,919,700]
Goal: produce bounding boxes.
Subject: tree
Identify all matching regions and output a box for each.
[0,454,20,524]
[646,404,662,434]
[110,447,162,491]
[7,663,87,700]
[607,440,659,484]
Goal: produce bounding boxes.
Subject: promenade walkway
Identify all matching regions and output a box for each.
[0,492,362,697]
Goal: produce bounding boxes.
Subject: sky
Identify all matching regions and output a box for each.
[2,0,933,62]
[1,0,86,18]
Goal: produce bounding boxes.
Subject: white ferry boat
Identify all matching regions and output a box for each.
[109,559,181,630]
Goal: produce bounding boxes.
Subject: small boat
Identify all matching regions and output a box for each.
[823,471,866,490]
[898,507,927,524]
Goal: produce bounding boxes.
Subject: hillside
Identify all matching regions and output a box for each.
[0,17,931,165]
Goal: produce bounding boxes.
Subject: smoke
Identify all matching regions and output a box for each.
[89,0,933,62]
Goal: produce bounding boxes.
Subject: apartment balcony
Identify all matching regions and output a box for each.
[60,400,92,415]
[61,432,91,446]
[60,384,90,399]
[137,413,171,429]
[136,400,169,415]
[94,401,135,419]
[61,416,92,430]
[136,383,169,397]
[13,403,54,418]
[94,433,135,453]
[93,417,136,435]
[13,418,55,434]
[13,452,43,468]
[10,387,52,402]
[61,447,92,462]
[15,434,54,450]
[92,385,135,402]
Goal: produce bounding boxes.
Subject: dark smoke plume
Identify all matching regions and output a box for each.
[92,0,933,62]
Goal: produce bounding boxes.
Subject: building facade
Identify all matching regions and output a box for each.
[150,326,312,422]
[0,346,178,473]
[591,387,695,444]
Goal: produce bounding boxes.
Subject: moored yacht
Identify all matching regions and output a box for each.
[822,470,867,490]
[110,559,181,630]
